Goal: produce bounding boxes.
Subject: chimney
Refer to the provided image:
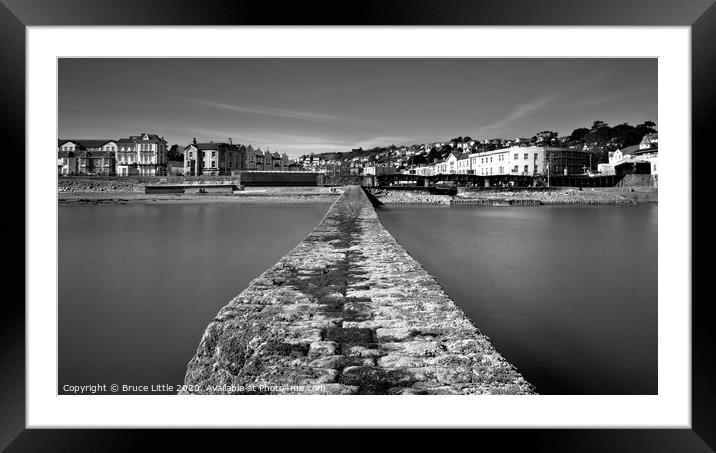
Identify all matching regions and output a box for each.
[228,138,232,145]
[192,137,197,145]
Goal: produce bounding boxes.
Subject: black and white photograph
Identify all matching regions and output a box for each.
[6,8,709,446]
[56,57,658,397]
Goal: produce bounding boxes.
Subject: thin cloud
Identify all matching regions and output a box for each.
[480,96,557,133]
[184,127,350,156]
[191,100,348,124]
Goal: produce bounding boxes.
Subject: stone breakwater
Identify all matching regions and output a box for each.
[182,186,534,395]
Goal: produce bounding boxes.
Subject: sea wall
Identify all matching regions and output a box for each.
[182,186,534,395]
[365,187,636,206]
[58,178,144,194]
[365,188,452,205]
[239,171,323,186]
[58,176,241,194]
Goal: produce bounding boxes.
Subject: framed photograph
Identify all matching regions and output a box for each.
[5,0,713,450]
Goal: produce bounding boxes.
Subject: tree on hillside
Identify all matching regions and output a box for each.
[426,147,438,164]
[569,128,590,143]
[167,144,183,161]
[532,131,558,145]
[591,120,608,131]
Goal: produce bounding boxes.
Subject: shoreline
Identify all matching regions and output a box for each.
[58,186,345,205]
[366,187,656,206]
[58,193,340,205]
[57,185,657,206]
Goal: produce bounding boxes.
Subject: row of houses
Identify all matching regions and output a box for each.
[597,133,659,177]
[182,140,296,176]
[409,146,593,177]
[58,133,168,176]
[58,134,298,176]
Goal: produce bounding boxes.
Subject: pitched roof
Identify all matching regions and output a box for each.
[57,150,75,158]
[59,139,116,149]
[128,133,165,142]
[619,144,641,155]
[191,142,237,150]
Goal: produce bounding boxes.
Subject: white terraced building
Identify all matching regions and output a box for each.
[407,146,592,177]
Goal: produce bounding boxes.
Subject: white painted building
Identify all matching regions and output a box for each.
[598,134,658,177]
[469,146,591,177]
[116,133,167,176]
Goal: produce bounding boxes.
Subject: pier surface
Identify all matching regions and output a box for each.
[182,186,535,394]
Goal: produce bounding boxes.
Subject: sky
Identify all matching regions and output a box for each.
[58,58,656,158]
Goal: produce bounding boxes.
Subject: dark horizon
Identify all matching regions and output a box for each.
[58,58,657,157]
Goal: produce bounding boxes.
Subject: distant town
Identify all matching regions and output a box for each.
[57,121,658,184]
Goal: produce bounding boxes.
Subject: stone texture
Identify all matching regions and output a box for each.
[181,186,536,395]
[365,186,636,206]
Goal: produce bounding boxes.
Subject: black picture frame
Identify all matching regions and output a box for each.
[3,0,712,450]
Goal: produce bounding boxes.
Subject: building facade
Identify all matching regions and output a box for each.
[57,140,78,175]
[245,145,260,170]
[363,165,397,176]
[115,133,168,176]
[470,146,591,177]
[184,140,245,176]
[58,139,117,175]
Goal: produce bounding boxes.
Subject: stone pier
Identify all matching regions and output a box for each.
[182,186,535,395]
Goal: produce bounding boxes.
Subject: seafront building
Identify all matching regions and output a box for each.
[57,139,118,176]
[410,146,592,177]
[58,132,298,177]
[597,133,658,178]
[115,133,168,176]
[363,165,397,176]
[184,139,245,176]
[243,145,292,171]
[471,146,591,177]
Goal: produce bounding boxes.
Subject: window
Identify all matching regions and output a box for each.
[490,157,493,163]
[189,151,193,158]
[524,165,529,173]
[534,153,539,159]
[513,165,519,172]
[524,153,528,160]
[514,154,519,160]
[212,151,216,157]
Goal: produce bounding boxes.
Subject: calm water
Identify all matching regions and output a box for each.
[59,203,329,394]
[378,204,657,395]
